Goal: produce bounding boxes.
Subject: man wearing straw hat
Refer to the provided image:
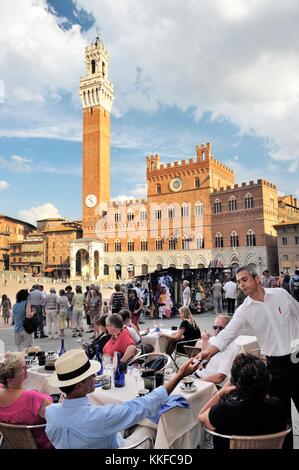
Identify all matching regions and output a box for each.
[45,349,198,448]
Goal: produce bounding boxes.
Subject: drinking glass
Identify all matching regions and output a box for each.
[131,364,141,390]
[164,365,175,381]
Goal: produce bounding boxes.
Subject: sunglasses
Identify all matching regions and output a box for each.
[213,325,224,331]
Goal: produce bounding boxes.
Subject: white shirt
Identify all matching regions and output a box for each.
[223,281,237,299]
[126,325,140,344]
[196,341,239,386]
[211,288,299,357]
[182,286,191,307]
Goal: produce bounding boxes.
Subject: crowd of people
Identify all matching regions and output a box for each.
[0,264,298,449]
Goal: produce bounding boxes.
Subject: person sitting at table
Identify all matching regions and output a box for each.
[0,351,53,449]
[198,354,288,449]
[158,306,201,355]
[120,309,154,354]
[45,349,199,449]
[195,314,239,386]
[102,314,137,364]
[84,314,111,359]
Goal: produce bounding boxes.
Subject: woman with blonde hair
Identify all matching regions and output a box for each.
[0,352,53,448]
[159,306,201,355]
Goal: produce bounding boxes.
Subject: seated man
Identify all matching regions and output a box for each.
[45,349,198,449]
[196,314,239,386]
[103,313,137,363]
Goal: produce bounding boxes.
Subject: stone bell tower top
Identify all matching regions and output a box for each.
[79,36,114,112]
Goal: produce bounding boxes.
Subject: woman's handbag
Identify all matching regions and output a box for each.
[23,303,39,334]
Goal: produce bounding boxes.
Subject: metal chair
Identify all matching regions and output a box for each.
[203,426,291,449]
[128,352,171,371]
[172,338,202,369]
[0,422,46,449]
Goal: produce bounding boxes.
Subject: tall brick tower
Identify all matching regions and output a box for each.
[79,37,114,238]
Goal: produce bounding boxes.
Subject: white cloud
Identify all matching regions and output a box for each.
[0,155,32,172]
[0,154,81,175]
[0,80,5,103]
[76,0,299,166]
[19,203,61,225]
[0,180,10,191]
[112,184,147,202]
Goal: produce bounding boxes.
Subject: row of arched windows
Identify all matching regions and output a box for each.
[215,230,256,248]
[214,194,254,214]
[104,235,206,252]
[114,202,204,223]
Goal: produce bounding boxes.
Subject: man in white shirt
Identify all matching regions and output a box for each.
[196,314,239,386]
[196,264,299,448]
[223,278,237,315]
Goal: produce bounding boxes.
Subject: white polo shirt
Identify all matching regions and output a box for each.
[211,288,299,357]
[223,281,237,299]
[196,341,239,386]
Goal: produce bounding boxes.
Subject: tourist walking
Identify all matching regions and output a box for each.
[1,294,12,324]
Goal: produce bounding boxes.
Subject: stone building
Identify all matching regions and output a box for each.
[70,38,299,281]
[0,214,35,270]
[9,232,44,274]
[273,221,299,274]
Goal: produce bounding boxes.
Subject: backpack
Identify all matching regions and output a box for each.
[112,293,124,313]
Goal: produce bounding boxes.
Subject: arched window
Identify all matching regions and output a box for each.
[246,230,256,247]
[127,209,134,221]
[182,236,190,250]
[102,61,105,77]
[282,255,289,261]
[229,196,237,211]
[156,183,161,194]
[168,205,174,219]
[115,211,121,223]
[114,240,121,252]
[91,60,96,74]
[245,193,254,209]
[128,239,135,251]
[195,177,200,188]
[141,264,148,275]
[103,264,109,276]
[195,202,203,217]
[140,208,147,221]
[181,203,189,218]
[196,234,204,249]
[155,206,161,220]
[104,240,109,252]
[140,239,148,251]
[230,231,239,248]
[168,237,177,250]
[215,233,224,248]
[214,199,222,214]
[156,239,163,250]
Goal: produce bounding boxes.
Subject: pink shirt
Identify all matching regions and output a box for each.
[0,386,53,449]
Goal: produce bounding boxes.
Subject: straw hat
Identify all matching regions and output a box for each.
[48,349,100,387]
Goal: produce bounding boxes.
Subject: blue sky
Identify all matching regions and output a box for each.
[1,0,299,225]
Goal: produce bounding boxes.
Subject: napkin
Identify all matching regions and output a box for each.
[152,327,161,333]
[147,395,190,424]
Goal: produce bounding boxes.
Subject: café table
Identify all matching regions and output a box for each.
[89,372,217,449]
[233,335,260,356]
[140,328,174,353]
[23,364,60,395]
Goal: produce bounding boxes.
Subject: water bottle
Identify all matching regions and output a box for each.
[95,344,103,376]
[114,351,125,387]
[58,338,66,356]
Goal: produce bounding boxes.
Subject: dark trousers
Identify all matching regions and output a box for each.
[266,354,299,449]
[32,305,44,337]
[227,298,235,314]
